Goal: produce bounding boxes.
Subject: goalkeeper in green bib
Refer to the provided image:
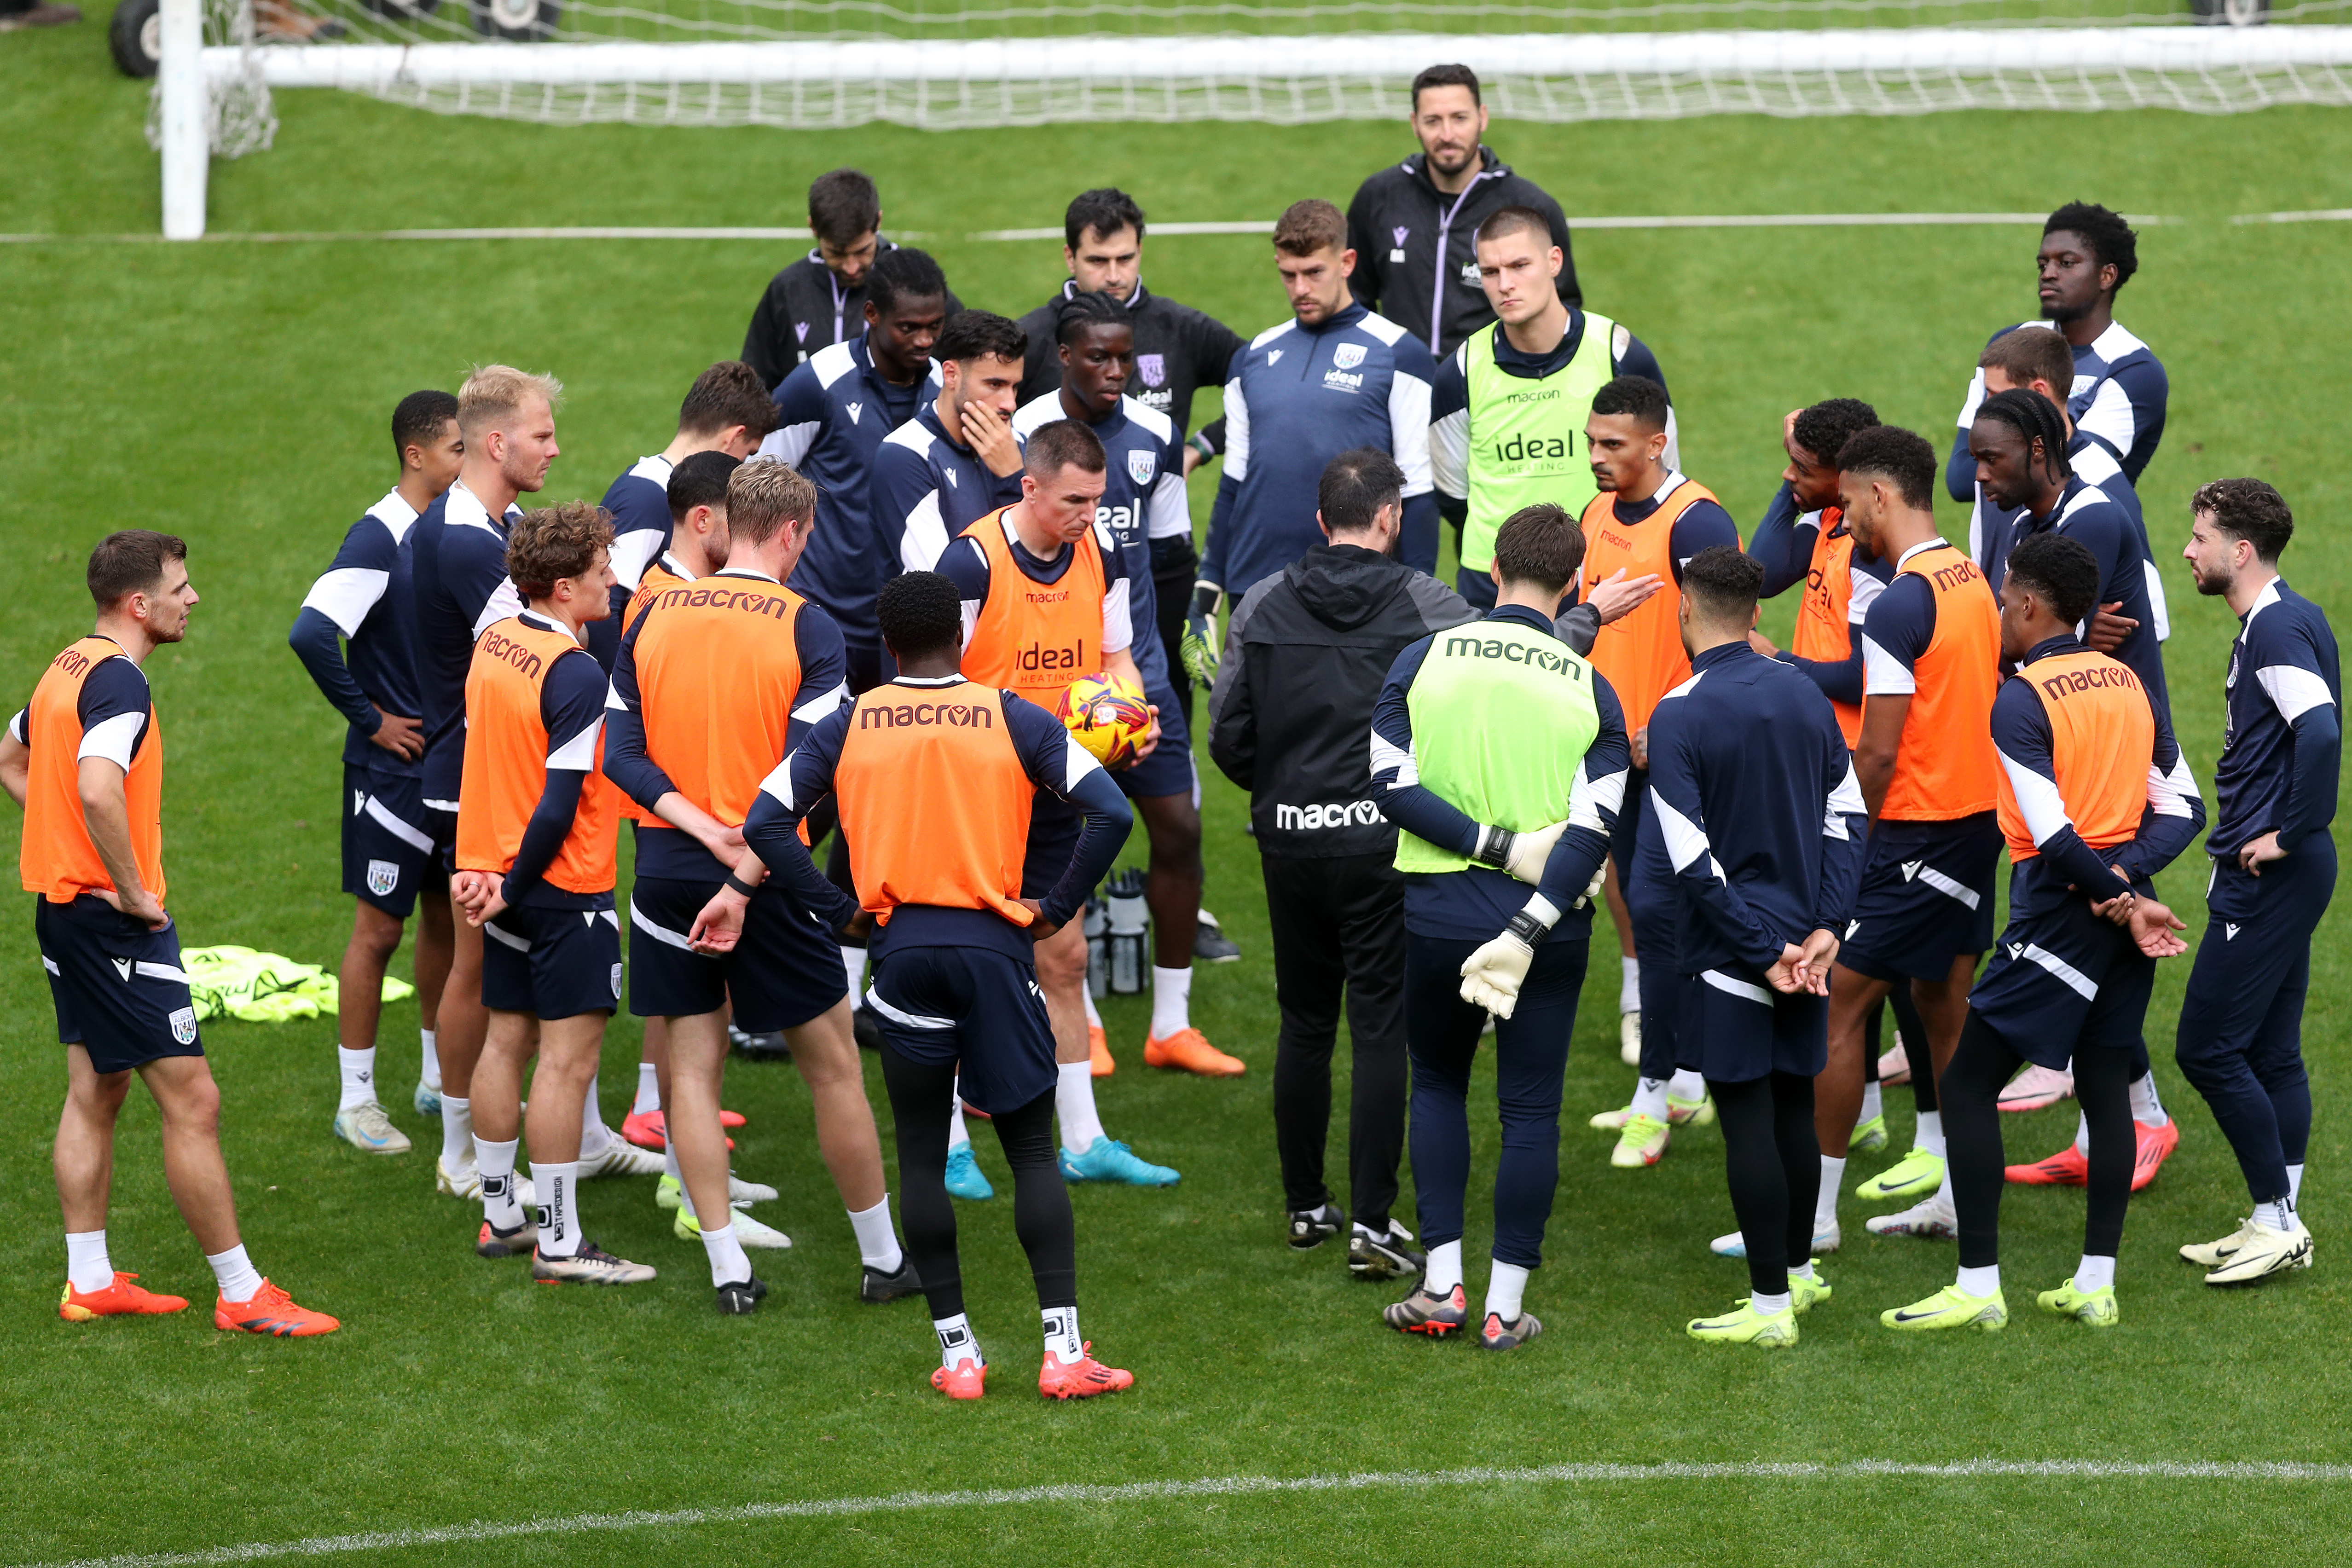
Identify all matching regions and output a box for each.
[1430,205,1676,613]
[1368,503,1630,1350]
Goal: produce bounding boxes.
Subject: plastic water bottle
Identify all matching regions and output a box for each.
[1083,895,1110,998]
[1106,869,1149,995]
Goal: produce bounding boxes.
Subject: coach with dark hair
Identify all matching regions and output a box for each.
[741,168,963,390]
[1345,63,1581,359]
[1207,448,1477,1281]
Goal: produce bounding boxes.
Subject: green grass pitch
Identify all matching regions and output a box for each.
[5,13,2352,1564]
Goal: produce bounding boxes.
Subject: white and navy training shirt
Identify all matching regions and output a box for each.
[2211,579,2342,861]
[290,488,424,773]
[870,398,1026,580]
[1982,476,2169,719]
[1746,481,1894,717]
[1948,319,2169,491]
[407,480,523,812]
[586,453,675,673]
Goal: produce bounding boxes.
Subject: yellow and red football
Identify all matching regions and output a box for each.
[1055,672,1152,769]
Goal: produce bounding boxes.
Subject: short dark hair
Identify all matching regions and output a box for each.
[2005,532,2102,628]
[678,361,779,441]
[1589,375,1669,433]
[667,449,741,523]
[506,502,613,600]
[808,168,881,247]
[1273,199,1348,258]
[1836,425,1938,511]
[2192,476,2295,563]
[1975,387,2072,486]
[1411,62,1481,109]
[865,245,948,317]
[2045,201,2139,293]
[392,390,458,462]
[1979,327,2074,396]
[87,530,187,609]
[1065,188,1146,249]
[1023,418,1107,480]
[877,571,963,662]
[1791,398,1879,469]
[1055,289,1129,347]
[1491,503,1583,595]
[936,309,1026,366]
[1681,544,1765,624]
[1318,448,1405,536]
[1472,205,1550,250]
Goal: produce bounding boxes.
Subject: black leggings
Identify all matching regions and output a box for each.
[1709,1071,1822,1298]
[878,1043,1075,1320]
[1944,1013,2133,1268]
[1890,985,1935,1113]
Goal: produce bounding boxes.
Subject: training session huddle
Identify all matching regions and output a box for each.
[14,63,2340,1394]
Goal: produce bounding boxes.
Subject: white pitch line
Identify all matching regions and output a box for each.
[2231,208,2352,224]
[28,1458,2352,1568]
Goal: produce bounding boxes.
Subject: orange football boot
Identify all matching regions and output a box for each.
[1088,1024,1114,1077]
[2005,1143,2088,1185]
[931,1358,988,1400]
[1038,1343,1134,1400]
[621,1108,731,1151]
[2132,1118,2179,1192]
[59,1273,188,1321]
[214,1279,340,1337]
[1143,1027,1245,1077]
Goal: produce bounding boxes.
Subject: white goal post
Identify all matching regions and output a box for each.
[160,10,2352,238]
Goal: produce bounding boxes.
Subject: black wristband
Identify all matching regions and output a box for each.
[1504,909,1549,947]
[1474,825,1516,870]
[723,872,758,897]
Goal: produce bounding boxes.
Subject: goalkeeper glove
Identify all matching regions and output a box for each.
[1182,582,1222,686]
[1470,822,1565,885]
[1458,903,1557,1019]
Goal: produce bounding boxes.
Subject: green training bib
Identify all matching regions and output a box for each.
[1459,313,1616,575]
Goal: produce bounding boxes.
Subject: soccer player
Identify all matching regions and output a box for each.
[1431,205,1674,613]
[1344,62,1580,359]
[872,309,1028,578]
[1945,202,2167,490]
[740,168,962,391]
[452,503,654,1286]
[1575,375,1741,1168]
[6,531,338,1333]
[589,360,776,673]
[1012,292,1234,1079]
[701,570,1137,1399]
[1813,426,2002,1245]
[289,389,461,1155]
[1370,503,1627,1350]
[1880,532,2199,1332]
[604,460,917,1307]
[1209,448,1477,1276]
[2173,479,2337,1284]
[1650,547,1866,1348]
[1013,189,1247,732]
[1191,198,1438,668]
[940,419,1181,1187]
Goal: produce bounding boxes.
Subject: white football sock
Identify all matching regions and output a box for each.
[1484,1261,1529,1322]
[2129,1070,2169,1128]
[438,1094,473,1169]
[2255,1198,2294,1231]
[1790,1260,1817,1283]
[1425,1239,1464,1296]
[1914,1110,1945,1158]
[579,1078,609,1158]
[475,1135,524,1229]
[65,1229,113,1295]
[1041,1304,1083,1366]
[1667,1069,1707,1105]
[1056,1061,1106,1155]
[935,1312,981,1369]
[1149,964,1192,1038]
[1815,1156,1846,1233]
[2074,1111,2091,1155]
[533,1161,581,1258]
[1619,956,1639,1014]
[1082,984,1103,1029]
[336,1045,379,1112]
[2288,1163,2306,1205]
[1859,1081,1883,1125]
[1750,1289,1792,1316]
[948,1081,973,1149]
[631,1062,660,1117]
[700,1222,752,1287]
[662,1135,682,1184]
[2074,1254,2116,1292]
[1631,1077,1670,1121]
[1956,1263,2000,1297]
[419,1027,441,1092]
[207,1244,263,1303]
[848,1196,904,1273]
[842,945,867,1007]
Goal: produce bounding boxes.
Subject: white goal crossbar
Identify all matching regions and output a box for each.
[161,17,2352,237]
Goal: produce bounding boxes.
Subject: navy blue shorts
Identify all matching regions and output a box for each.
[1114,694,1196,802]
[626,875,846,1031]
[36,895,204,1074]
[1677,965,1829,1082]
[1840,813,2000,983]
[866,944,1056,1117]
[341,763,440,918]
[481,897,622,1020]
[423,804,462,877]
[1969,897,2153,1071]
